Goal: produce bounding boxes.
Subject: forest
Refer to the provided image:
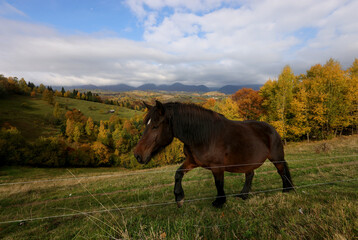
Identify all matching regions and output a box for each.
[0,58,357,168]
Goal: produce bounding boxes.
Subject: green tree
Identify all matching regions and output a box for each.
[61,87,65,96]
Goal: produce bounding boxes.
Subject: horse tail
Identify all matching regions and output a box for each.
[268,126,294,192]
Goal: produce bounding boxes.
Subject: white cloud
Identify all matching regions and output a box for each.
[1,0,357,87]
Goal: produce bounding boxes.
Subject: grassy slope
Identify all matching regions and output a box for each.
[0,95,59,140]
[0,136,357,239]
[0,95,142,141]
[55,97,143,122]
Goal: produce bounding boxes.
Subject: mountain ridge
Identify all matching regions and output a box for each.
[55,82,262,94]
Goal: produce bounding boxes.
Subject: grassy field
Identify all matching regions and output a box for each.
[0,135,357,239]
[55,97,143,121]
[0,95,143,141]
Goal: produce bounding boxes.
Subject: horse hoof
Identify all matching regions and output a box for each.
[237,193,249,200]
[212,199,225,208]
[177,199,184,208]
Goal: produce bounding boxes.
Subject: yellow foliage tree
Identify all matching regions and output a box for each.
[215,98,241,120]
[92,141,111,165]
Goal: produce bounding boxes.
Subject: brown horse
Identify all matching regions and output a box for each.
[134,101,294,208]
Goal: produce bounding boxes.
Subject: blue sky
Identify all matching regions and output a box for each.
[3,0,141,39]
[0,0,357,87]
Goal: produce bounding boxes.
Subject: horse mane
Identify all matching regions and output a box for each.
[164,102,226,145]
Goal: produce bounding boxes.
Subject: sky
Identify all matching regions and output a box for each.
[0,0,357,87]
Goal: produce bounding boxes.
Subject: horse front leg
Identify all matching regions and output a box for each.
[174,160,196,208]
[211,169,226,208]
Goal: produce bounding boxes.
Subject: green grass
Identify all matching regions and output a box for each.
[0,136,357,239]
[0,95,59,140]
[55,97,143,122]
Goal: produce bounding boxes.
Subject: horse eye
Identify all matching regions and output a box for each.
[152,125,159,129]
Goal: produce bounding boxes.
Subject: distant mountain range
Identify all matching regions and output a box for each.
[55,82,262,95]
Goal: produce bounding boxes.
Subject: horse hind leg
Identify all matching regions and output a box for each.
[270,158,294,192]
[237,171,254,200]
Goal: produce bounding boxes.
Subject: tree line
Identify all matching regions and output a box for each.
[203,58,358,142]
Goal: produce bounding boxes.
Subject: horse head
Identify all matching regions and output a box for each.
[134,101,174,164]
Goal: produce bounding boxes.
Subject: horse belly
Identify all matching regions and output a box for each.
[224,138,269,173]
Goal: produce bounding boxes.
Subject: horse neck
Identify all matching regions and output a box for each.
[170,105,221,146]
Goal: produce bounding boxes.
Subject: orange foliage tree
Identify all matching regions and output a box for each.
[232,88,263,120]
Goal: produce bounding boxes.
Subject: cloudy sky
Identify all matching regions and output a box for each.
[0,0,357,87]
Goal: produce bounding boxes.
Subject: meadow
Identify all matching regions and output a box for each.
[0,135,357,239]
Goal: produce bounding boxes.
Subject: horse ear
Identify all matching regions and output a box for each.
[155,100,165,115]
[143,101,153,110]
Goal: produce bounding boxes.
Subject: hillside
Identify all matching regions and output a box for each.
[55,97,143,121]
[0,95,143,141]
[0,95,59,140]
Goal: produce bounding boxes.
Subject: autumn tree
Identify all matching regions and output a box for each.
[289,81,311,140]
[97,120,111,146]
[232,88,263,120]
[202,98,216,110]
[42,88,54,105]
[65,109,87,142]
[54,90,62,97]
[301,59,351,138]
[65,118,75,141]
[85,117,95,137]
[73,124,82,142]
[92,141,111,166]
[64,90,71,98]
[53,102,62,119]
[215,98,241,120]
[38,84,46,93]
[347,58,358,134]
[19,78,30,94]
[260,66,297,142]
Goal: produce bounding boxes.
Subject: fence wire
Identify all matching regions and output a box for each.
[0,154,357,186]
[0,177,356,225]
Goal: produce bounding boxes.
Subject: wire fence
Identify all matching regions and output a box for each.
[3,159,357,206]
[0,177,356,225]
[0,154,357,227]
[0,154,357,186]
